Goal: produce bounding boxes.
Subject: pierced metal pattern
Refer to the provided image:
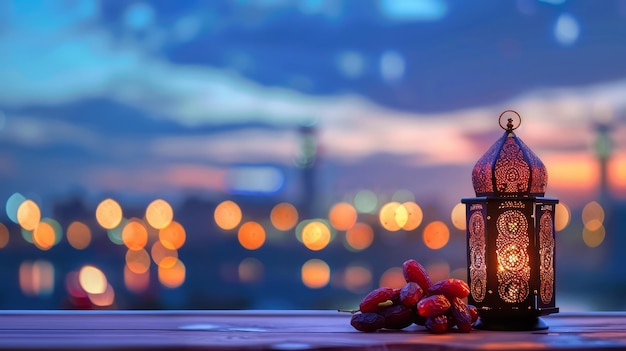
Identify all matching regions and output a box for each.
[494,137,530,194]
[468,211,486,302]
[539,211,555,304]
[520,137,548,195]
[471,123,548,197]
[471,137,503,196]
[496,210,530,303]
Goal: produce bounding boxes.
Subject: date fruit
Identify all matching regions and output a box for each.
[449,297,473,333]
[350,313,385,332]
[417,294,451,317]
[380,304,414,329]
[402,259,432,290]
[359,287,396,313]
[428,278,470,299]
[425,315,448,334]
[399,282,423,307]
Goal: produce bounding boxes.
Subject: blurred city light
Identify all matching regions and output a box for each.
[214,200,243,231]
[301,259,330,289]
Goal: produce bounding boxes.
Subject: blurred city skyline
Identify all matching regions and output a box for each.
[0,0,625,310]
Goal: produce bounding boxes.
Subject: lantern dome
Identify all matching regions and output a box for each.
[472,110,548,197]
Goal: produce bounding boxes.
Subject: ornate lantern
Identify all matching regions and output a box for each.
[462,110,559,330]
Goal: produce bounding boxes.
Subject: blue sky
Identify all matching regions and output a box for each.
[1,0,625,208]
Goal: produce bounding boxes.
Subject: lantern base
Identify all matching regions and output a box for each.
[473,316,549,331]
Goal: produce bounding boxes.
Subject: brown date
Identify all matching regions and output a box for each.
[380,304,414,330]
[428,278,470,299]
[425,315,448,334]
[467,304,479,324]
[402,259,432,290]
[350,313,385,332]
[417,294,451,317]
[399,282,423,307]
[449,297,473,333]
[359,287,396,313]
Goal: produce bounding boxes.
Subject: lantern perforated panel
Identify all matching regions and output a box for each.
[495,209,530,303]
[538,208,555,305]
[468,208,486,302]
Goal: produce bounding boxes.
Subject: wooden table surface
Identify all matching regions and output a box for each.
[0,310,625,350]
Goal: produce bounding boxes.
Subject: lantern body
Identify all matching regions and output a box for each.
[462,197,558,330]
[463,111,558,330]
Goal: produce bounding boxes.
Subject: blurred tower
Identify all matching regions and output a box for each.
[295,124,319,218]
[593,121,613,206]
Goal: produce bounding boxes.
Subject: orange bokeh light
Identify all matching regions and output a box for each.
[237,221,266,250]
[423,221,450,250]
[214,200,242,230]
[66,221,92,250]
[301,259,330,289]
[124,265,150,294]
[125,249,151,274]
[0,222,8,249]
[151,240,178,267]
[95,198,123,230]
[345,222,374,251]
[401,201,423,231]
[158,258,186,288]
[270,202,299,231]
[145,199,174,230]
[122,220,148,251]
[379,267,405,289]
[302,221,331,251]
[159,220,186,250]
[33,221,56,250]
[328,202,357,231]
[17,199,40,231]
[450,203,466,231]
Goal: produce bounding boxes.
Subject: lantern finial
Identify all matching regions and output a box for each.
[498,110,521,132]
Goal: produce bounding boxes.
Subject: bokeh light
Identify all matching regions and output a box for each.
[270,202,299,231]
[107,218,128,245]
[238,257,264,283]
[5,192,26,224]
[145,198,174,230]
[328,202,357,231]
[19,260,54,296]
[237,221,266,250]
[344,222,374,251]
[122,219,148,251]
[0,222,9,248]
[42,217,63,245]
[582,201,604,231]
[32,221,56,250]
[354,190,378,214]
[158,258,186,288]
[301,221,331,251]
[66,221,91,250]
[379,202,402,231]
[125,249,151,274]
[151,240,178,266]
[401,201,423,231]
[214,200,242,230]
[555,202,571,232]
[159,220,186,250]
[379,267,404,289]
[450,203,466,230]
[17,199,40,231]
[88,283,115,307]
[79,265,107,295]
[301,259,330,289]
[96,198,123,230]
[124,265,150,294]
[423,221,450,250]
[343,264,372,293]
[582,226,605,248]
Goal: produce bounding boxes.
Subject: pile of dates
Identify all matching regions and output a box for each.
[347,259,478,334]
